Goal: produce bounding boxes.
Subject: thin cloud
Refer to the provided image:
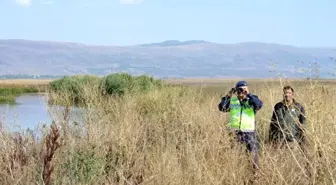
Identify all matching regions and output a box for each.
[120,0,144,5]
[16,0,32,6]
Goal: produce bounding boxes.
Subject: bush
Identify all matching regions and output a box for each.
[49,75,101,104]
[48,73,164,106]
[0,95,16,104]
[100,73,163,96]
[0,87,39,104]
[99,73,134,96]
[133,75,163,92]
[0,87,38,95]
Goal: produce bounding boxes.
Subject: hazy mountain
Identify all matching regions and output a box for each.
[140,40,211,47]
[0,39,336,79]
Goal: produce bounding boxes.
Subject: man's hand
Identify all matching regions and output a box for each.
[228,87,236,97]
[242,86,249,95]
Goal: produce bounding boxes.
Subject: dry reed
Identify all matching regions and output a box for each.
[0,78,335,184]
[42,122,62,185]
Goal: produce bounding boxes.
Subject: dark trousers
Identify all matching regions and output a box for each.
[230,131,259,170]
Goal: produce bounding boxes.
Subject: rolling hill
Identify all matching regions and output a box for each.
[0,39,335,79]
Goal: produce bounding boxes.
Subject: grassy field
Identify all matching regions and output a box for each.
[0,75,336,184]
[0,79,53,86]
[0,79,51,103]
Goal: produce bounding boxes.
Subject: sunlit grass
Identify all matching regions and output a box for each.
[0,74,336,184]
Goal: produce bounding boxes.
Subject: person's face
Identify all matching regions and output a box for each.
[237,86,247,99]
[283,89,294,102]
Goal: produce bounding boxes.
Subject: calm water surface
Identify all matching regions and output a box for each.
[0,93,85,132]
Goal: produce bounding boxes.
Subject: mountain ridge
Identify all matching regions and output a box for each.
[0,39,335,79]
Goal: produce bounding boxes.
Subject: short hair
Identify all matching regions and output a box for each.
[283,85,294,93]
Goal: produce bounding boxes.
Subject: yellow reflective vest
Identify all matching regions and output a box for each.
[228,96,255,132]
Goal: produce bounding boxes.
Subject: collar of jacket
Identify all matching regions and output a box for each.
[281,99,299,108]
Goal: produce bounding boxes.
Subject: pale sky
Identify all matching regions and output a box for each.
[0,0,335,47]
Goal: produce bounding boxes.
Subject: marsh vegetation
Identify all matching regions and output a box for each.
[0,73,335,184]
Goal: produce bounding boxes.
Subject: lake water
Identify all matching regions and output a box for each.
[0,93,85,132]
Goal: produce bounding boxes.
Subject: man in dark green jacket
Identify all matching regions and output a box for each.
[269,85,307,150]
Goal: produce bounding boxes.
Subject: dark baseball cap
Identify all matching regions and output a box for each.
[235,81,248,88]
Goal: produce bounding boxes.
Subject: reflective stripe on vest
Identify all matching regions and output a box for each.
[228,96,255,132]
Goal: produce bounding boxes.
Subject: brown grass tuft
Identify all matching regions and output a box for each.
[42,122,62,185]
[9,133,28,175]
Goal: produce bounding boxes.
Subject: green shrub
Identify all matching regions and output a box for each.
[49,73,165,106]
[0,87,39,104]
[99,73,134,96]
[0,87,38,96]
[133,75,163,93]
[0,95,16,104]
[49,75,101,104]
[100,73,163,96]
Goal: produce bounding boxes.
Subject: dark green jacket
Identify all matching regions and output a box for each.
[269,100,306,144]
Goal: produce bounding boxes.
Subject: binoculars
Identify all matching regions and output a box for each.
[231,87,245,93]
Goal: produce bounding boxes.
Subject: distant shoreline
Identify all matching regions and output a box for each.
[0,79,53,85]
[0,77,335,87]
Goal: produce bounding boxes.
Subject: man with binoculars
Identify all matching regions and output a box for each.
[218,80,263,170]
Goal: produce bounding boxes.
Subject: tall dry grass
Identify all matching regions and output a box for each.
[0,78,335,184]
